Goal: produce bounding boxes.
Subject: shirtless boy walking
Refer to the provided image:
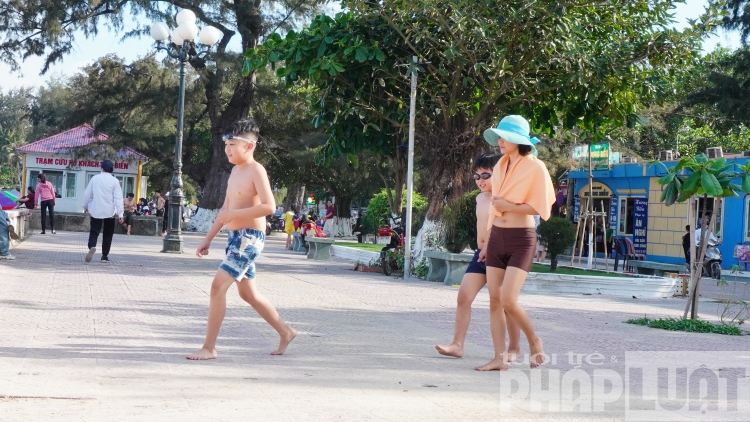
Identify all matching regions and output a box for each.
[436,153,520,360]
[187,119,296,360]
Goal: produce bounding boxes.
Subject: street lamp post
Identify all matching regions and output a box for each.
[150,10,220,253]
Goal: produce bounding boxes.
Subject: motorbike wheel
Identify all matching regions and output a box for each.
[710,262,721,280]
[382,253,393,276]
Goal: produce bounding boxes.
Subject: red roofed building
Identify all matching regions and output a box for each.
[17,125,149,213]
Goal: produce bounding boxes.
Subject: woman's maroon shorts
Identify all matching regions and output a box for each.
[485,226,537,272]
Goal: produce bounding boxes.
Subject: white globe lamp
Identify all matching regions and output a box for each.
[171,29,184,46]
[199,26,221,46]
[150,22,170,41]
[177,22,199,42]
[175,9,197,26]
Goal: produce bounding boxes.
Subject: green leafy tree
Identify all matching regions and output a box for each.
[537,217,577,272]
[441,190,480,254]
[246,0,722,244]
[657,153,750,319]
[0,0,325,210]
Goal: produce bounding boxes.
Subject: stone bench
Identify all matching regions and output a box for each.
[5,209,31,249]
[627,260,685,277]
[291,232,306,252]
[307,237,335,261]
[424,251,474,285]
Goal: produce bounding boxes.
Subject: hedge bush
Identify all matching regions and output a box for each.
[441,190,480,253]
[537,217,576,271]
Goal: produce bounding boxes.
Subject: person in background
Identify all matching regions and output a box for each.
[354,211,366,243]
[682,225,691,267]
[162,194,170,236]
[35,173,56,234]
[122,193,137,235]
[694,219,718,248]
[0,208,16,260]
[82,160,124,263]
[283,204,297,250]
[325,200,334,222]
[154,190,165,217]
[533,215,547,263]
[16,187,35,209]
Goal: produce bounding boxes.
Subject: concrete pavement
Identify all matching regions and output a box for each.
[0,231,748,421]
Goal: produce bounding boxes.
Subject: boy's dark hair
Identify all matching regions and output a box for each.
[156,190,161,194]
[28,186,34,193]
[127,193,135,198]
[518,144,533,156]
[472,152,501,171]
[225,119,260,139]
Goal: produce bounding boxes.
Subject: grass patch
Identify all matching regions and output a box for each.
[625,317,744,336]
[334,242,384,253]
[530,264,630,278]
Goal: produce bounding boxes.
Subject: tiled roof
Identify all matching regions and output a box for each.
[17,124,149,161]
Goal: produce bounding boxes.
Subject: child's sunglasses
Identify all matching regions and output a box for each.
[222,133,257,143]
[473,172,492,180]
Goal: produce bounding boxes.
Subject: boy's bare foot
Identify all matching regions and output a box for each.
[529,337,545,368]
[435,343,464,358]
[271,328,297,355]
[506,348,521,363]
[475,358,509,371]
[186,347,218,360]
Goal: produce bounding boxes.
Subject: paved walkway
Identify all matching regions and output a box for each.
[0,232,748,421]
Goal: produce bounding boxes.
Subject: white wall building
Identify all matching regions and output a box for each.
[17,125,149,213]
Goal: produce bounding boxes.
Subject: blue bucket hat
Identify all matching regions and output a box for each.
[483,115,540,156]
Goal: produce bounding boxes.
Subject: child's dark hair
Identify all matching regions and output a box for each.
[472,152,501,171]
[127,193,135,198]
[518,144,532,156]
[225,119,260,138]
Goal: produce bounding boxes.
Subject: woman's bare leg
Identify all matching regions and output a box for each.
[436,273,486,357]
[475,267,509,371]
[506,312,522,362]
[501,266,544,368]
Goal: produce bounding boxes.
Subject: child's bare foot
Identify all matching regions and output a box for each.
[186,347,217,360]
[529,337,545,368]
[506,348,521,363]
[435,343,464,358]
[271,328,296,355]
[475,358,509,371]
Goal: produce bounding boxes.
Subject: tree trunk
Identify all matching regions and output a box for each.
[283,182,305,210]
[550,254,558,272]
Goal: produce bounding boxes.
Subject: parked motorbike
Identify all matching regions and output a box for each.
[702,241,722,280]
[379,215,404,276]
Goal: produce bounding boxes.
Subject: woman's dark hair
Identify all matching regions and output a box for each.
[38,173,47,183]
[291,204,299,213]
[518,144,533,156]
[472,152,501,171]
[28,186,34,193]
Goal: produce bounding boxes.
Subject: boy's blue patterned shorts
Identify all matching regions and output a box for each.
[219,228,265,281]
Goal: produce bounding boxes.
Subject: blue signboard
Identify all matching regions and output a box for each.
[633,198,648,256]
[609,199,618,230]
[574,197,581,223]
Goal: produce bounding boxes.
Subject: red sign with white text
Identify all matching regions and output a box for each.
[26,155,138,174]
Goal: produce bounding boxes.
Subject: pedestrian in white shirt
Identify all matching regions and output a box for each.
[82,160,124,263]
[694,220,719,248]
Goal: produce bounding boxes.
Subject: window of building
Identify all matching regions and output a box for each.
[65,172,77,198]
[618,197,636,235]
[116,175,136,199]
[696,198,723,239]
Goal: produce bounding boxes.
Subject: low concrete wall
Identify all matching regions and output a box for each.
[5,209,32,249]
[331,244,380,263]
[522,273,679,298]
[30,211,163,236]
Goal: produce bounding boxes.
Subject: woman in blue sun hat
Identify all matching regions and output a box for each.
[475,115,556,371]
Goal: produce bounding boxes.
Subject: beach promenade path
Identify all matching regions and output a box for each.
[0,231,747,421]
